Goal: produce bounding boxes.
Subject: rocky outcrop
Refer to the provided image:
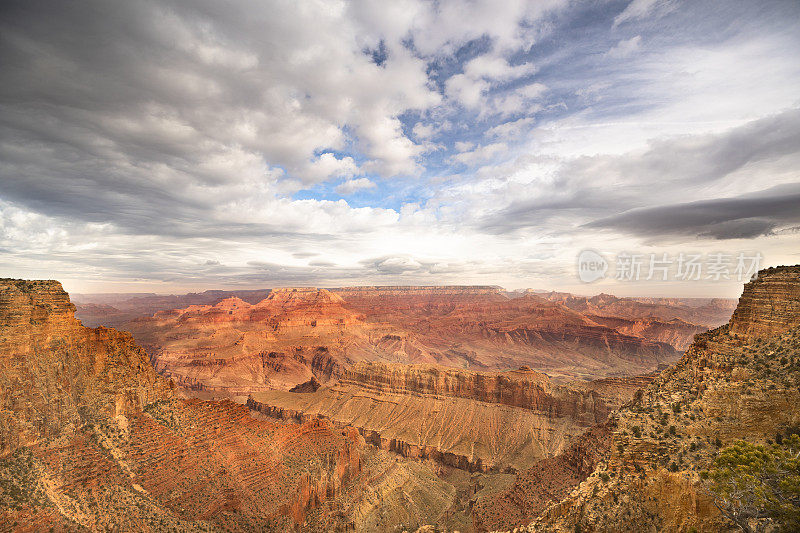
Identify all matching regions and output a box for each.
[290,376,321,392]
[585,314,706,350]
[505,265,800,533]
[729,265,800,338]
[0,279,460,532]
[0,279,170,454]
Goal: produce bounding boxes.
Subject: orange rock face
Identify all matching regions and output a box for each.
[248,362,648,474]
[539,291,737,327]
[125,288,398,393]
[0,280,460,531]
[729,265,800,338]
[126,286,683,394]
[0,278,170,454]
[324,289,683,380]
[494,265,800,533]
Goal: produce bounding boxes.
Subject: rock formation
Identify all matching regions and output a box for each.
[124,288,379,393]
[486,265,800,532]
[0,278,170,454]
[248,363,648,474]
[73,288,273,328]
[539,291,737,328]
[125,286,683,394]
[0,279,459,531]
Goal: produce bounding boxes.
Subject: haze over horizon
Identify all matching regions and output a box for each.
[1,0,799,297]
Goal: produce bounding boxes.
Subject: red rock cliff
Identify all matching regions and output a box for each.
[729,265,800,338]
[0,279,170,453]
[342,362,612,423]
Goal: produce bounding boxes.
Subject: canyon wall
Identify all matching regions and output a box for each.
[248,362,649,474]
[127,286,683,395]
[490,265,800,533]
[0,278,170,454]
[0,280,458,532]
[729,265,800,338]
[340,362,614,423]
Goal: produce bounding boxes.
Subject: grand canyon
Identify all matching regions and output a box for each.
[2,267,798,531]
[3,1,799,531]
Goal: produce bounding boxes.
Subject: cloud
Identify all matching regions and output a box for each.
[446,53,537,110]
[451,142,508,166]
[486,117,535,139]
[335,177,377,195]
[605,35,642,59]
[1,0,799,294]
[476,107,800,235]
[412,122,435,140]
[584,185,800,239]
[454,141,476,152]
[369,255,424,273]
[614,0,677,27]
[296,153,360,184]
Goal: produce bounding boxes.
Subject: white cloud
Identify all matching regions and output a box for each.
[454,141,476,152]
[451,142,508,166]
[412,122,435,140]
[605,35,642,59]
[486,117,535,139]
[614,0,677,27]
[446,53,537,110]
[445,73,489,108]
[296,153,360,184]
[336,177,377,195]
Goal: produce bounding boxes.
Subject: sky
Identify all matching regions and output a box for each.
[1,0,799,297]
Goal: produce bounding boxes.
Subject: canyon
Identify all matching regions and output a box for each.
[113,286,715,397]
[248,362,650,473]
[481,265,800,532]
[6,270,789,532]
[0,279,457,531]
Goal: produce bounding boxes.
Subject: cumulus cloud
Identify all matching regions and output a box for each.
[1,0,799,294]
[446,54,538,111]
[297,153,360,184]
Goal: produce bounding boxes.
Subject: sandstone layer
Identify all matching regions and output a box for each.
[0,278,170,454]
[248,363,648,474]
[126,286,683,394]
[487,265,800,533]
[0,280,460,532]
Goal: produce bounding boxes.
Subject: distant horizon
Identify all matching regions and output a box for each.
[63,279,751,300]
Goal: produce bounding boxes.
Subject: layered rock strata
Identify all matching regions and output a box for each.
[248,363,648,473]
[0,279,170,454]
[489,265,800,533]
[130,286,682,394]
[0,279,458,531]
